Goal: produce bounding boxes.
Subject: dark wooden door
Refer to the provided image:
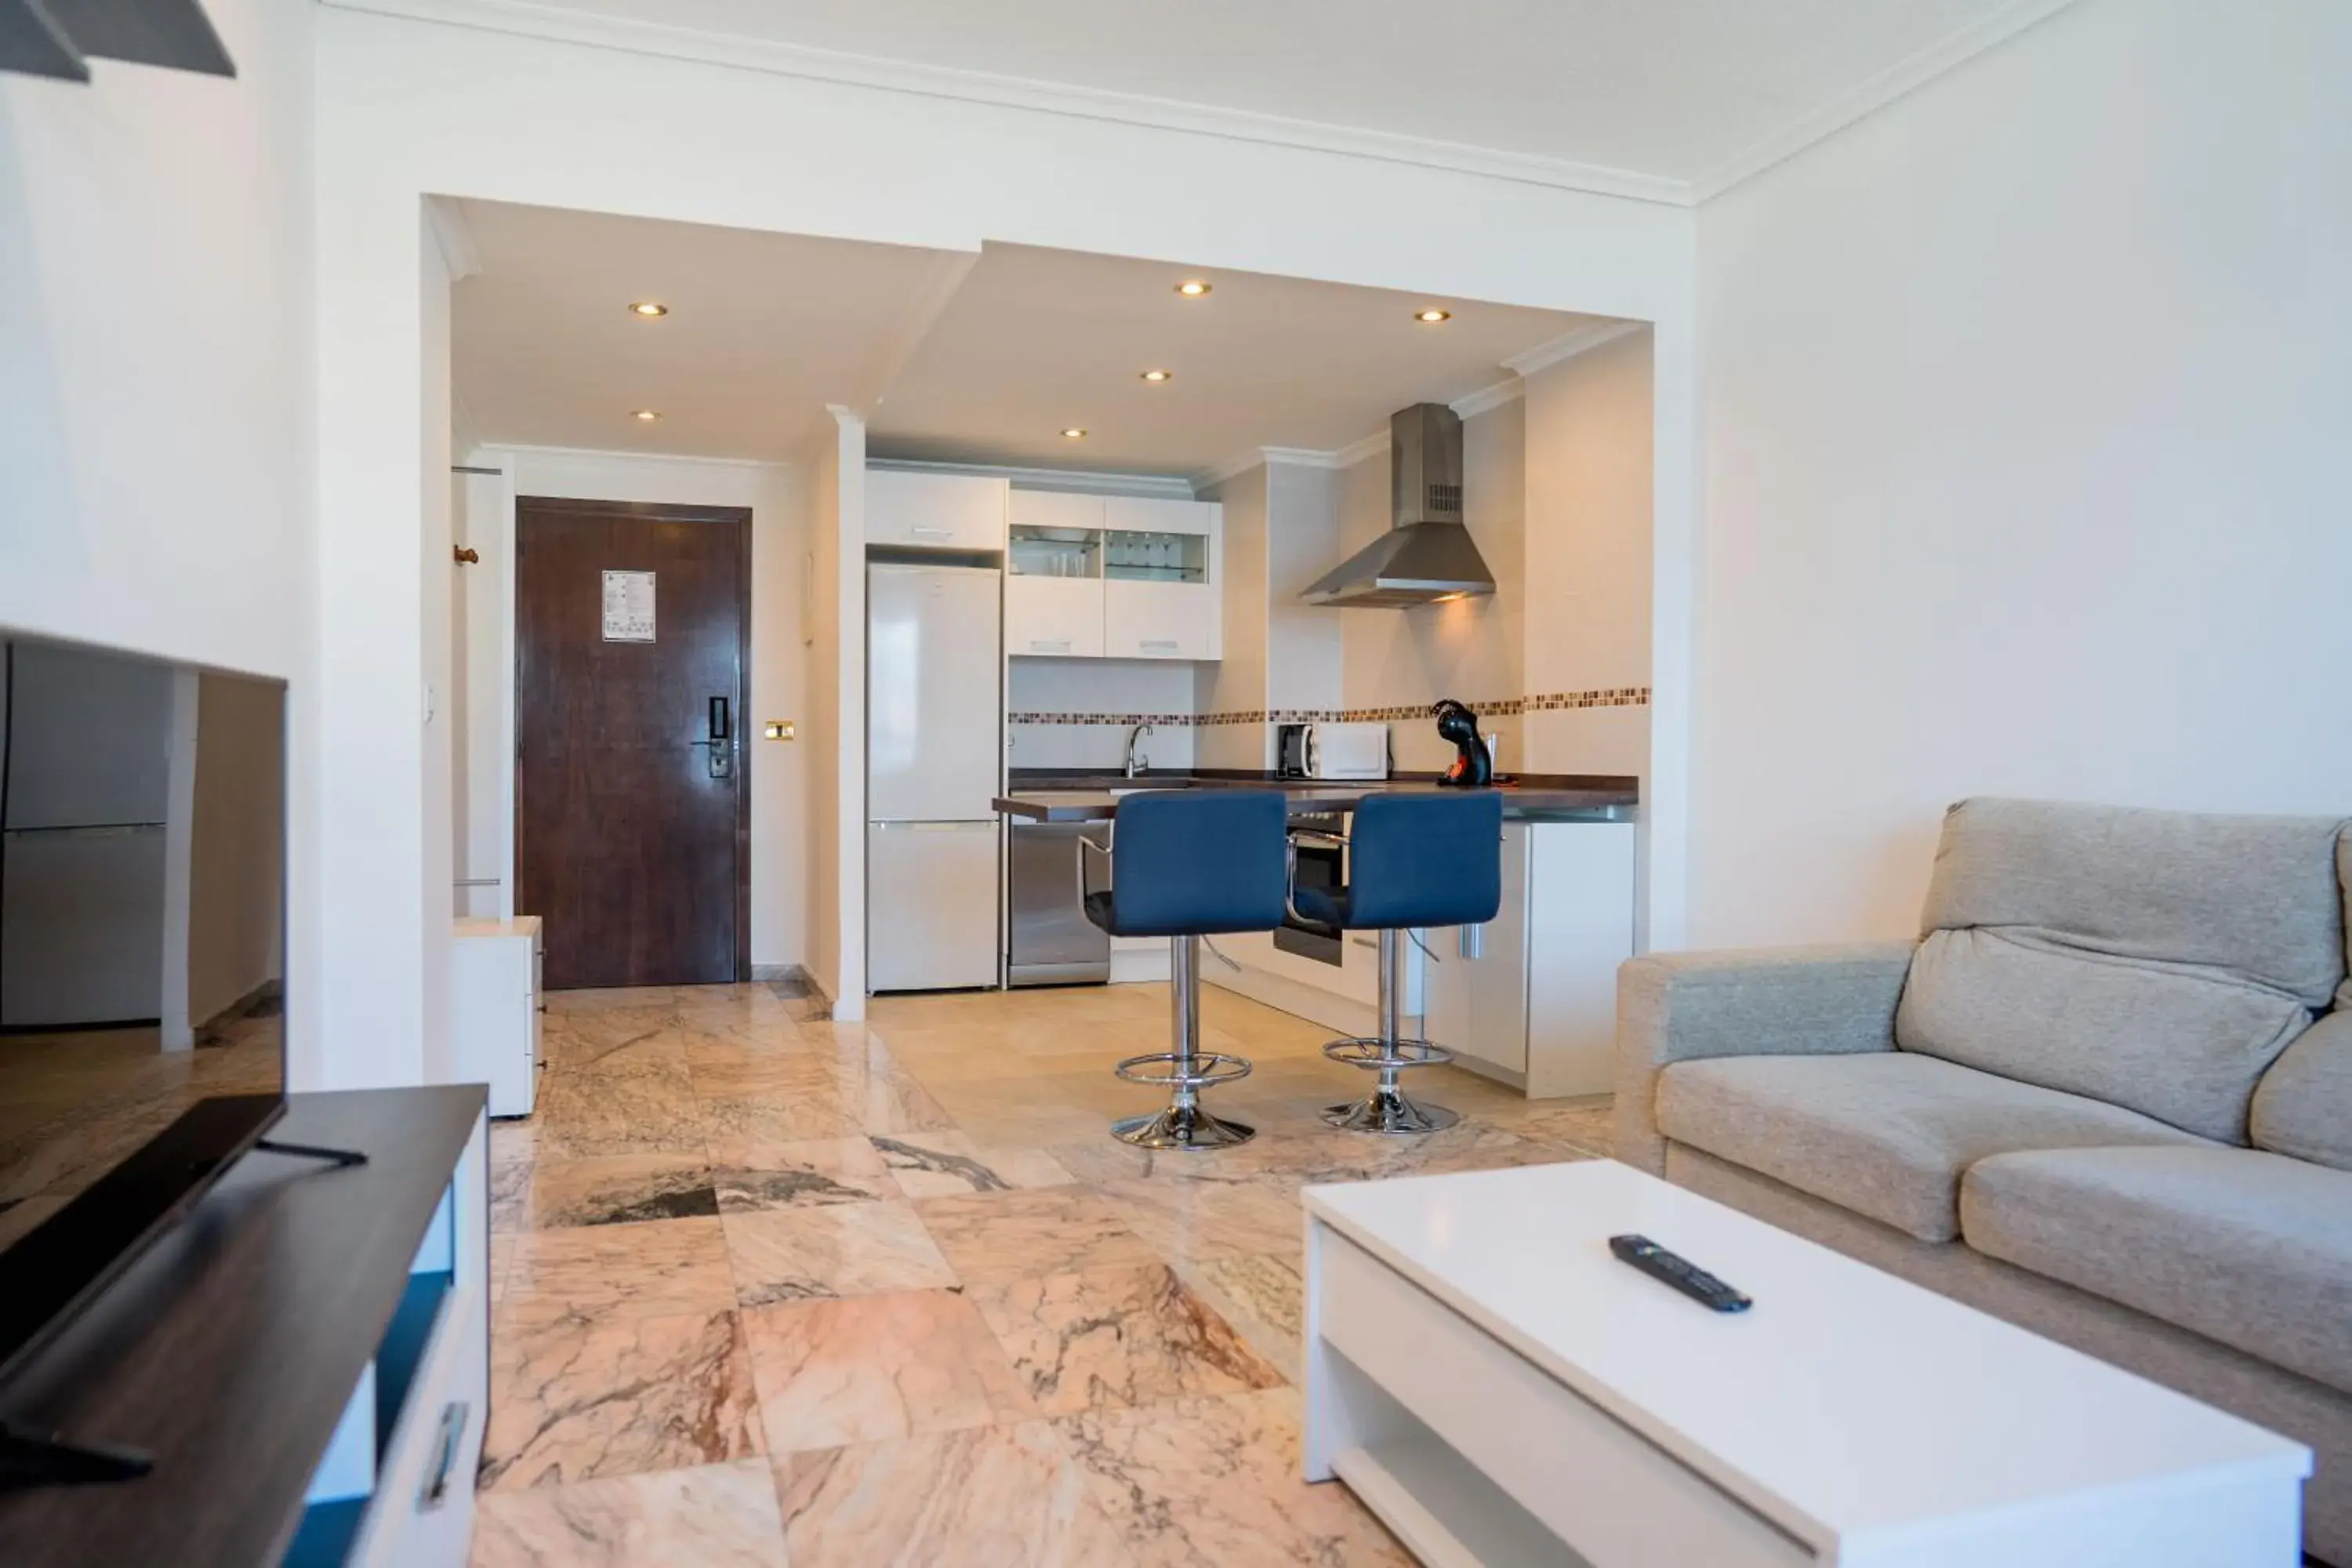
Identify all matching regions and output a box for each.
[516,499,750,989]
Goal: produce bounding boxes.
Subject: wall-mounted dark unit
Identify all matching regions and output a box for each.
[1,0,234,84]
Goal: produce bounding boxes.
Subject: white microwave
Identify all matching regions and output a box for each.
[1306,722,1390,780]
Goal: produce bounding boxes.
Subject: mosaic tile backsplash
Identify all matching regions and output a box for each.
[1007,688,1650,729]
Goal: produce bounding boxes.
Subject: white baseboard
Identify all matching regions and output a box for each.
[1206,962,1378,1039]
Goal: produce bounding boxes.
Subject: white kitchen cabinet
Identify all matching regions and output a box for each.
[1104,495,1215,535]
[1419,820,1633,1098]
[1007,490,1106,657]
[1006,576,1105,657]
[867,468,1007,550]
[1103,578,1212,660]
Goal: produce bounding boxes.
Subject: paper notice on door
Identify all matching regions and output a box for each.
[601,570,655,641]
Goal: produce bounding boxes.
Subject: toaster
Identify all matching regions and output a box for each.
[1303,722,1390,780]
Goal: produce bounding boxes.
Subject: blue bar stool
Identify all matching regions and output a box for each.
[1082,789,1289,1147]
[1290,792,1504,1134]
[1082,789,1290,1149]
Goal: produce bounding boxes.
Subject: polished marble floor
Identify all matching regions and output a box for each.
[470,979,1613,1567]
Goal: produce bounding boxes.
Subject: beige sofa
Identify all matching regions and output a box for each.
[1617,798,2352,1564]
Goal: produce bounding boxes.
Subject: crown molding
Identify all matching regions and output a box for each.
[868,456,1196,499]
[1504,319,1646,379]
[1690,0,2082,201]
[1331,429,1391,469]
[321,0,1693,206]
[1450,376,1524,420]
[423,194,481,281]
[474,440,788,470]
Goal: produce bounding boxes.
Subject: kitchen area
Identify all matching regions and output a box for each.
[866,368,1653,1102]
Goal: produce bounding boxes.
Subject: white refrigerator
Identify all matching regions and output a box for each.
[867,561,1003,991]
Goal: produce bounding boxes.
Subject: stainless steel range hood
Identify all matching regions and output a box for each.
[1300,403,1497,608]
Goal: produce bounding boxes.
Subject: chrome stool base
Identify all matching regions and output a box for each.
[1113,1103,1257,1150]
[1322,1089,1459,1135]
[1322,1036,1461,1134]
[1107,935,1255,1151]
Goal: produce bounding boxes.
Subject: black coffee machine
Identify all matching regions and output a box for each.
[1432,699,1494,787]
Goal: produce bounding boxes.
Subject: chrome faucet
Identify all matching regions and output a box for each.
[1124,723,1153,779]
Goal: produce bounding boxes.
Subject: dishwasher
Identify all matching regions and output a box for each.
[1007,821,1112,985]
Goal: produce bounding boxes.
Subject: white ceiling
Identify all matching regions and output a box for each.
[451,207,1602,474]
[869,245,1597,473]
[452,0,2055,191]
[450,200,967,459]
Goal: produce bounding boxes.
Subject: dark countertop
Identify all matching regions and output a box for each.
[995,770,1638,824]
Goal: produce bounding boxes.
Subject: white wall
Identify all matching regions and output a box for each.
[1522,326,1653,781]
[1691,0,2352,948]
[1,0,317,1074]
[1194,466,1271,771]
[802,415,866,1016]
[460,445,811,970]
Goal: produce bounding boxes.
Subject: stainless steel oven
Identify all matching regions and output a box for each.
[1007,822,1112,985]
[1276,811,1345,967]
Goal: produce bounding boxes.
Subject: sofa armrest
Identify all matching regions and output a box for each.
[1615,943,1917,1174]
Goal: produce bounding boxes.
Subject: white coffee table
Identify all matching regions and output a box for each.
[1302,1160,2310,1567]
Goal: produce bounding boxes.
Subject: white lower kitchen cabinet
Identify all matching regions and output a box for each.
[1005,574,1106,658]
[1420,820,1635,1098]
[1103,579,1217,660]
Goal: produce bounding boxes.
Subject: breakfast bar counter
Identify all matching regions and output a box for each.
[993,772,1639,824]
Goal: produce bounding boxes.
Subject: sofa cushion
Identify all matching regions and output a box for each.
[2252,1010,2352,1171]
[1897,927,2311,1142]
[1918,797,2347,1006]
[1654,1052,2211,1243]
[1962,1146,2352,1397]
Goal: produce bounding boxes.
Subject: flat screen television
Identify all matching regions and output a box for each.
[0,631,287,1389]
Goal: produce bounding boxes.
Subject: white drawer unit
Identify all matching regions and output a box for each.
[452,915,540,1117]
[866,467,1007,550]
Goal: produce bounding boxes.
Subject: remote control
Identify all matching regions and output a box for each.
[1609,1234,1752,1312]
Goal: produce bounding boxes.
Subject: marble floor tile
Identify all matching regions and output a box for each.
[971,1263,1283,1417]
[696,1079,869,1145]
[1098,1177,1305,1263]
[534,1062,706,1160]
[1494,1096,1617,1155]
[1056,1389,1410,1568]
[480,1309,762,1491]
[489,1233,517,1305]
[499,1217,736,1330]
[707,1136,898,1211]
[742,1287,1035,1453]
[500,1152,718,1231]
[720,1200,960,1305]
[911,1188,1161,1285]
[469,1459,786,1566]
[777,1422,1136,1568]
[870,1131,1076,1199]
[1176,1252,1305,1385]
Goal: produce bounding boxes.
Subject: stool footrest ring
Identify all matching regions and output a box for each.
[1113,1051,1254,1090]
[1321,1036,1455,1071]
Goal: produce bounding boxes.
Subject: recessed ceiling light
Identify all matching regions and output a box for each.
[629,301,669,318]
[1061,427,1087,439]
[1141,368,1173,383]
[1415,308,1453,324]
[632,408,662,422]
[1174,280,1212,299]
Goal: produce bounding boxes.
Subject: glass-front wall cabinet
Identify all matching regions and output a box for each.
[1006,492,1221,661]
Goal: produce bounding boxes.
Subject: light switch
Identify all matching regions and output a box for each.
[763,720,797,741]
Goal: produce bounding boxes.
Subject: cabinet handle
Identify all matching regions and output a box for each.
[1029,639,1073,652]
[417,1399,470,1512]
[1140,639,1179,652]
[910,526,953,540]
